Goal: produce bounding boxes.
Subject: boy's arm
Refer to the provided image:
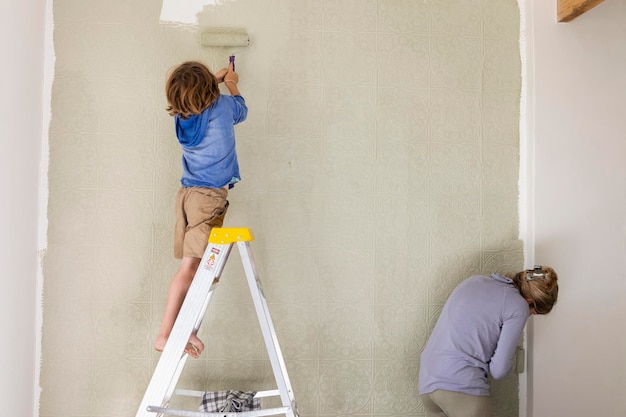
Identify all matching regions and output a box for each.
[224,80,241,96]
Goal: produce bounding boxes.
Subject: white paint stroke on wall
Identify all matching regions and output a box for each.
[160,0,220,24]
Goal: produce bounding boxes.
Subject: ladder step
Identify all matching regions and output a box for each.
[174,389,281,399]
[209,227,254,243]
[146,405,292,417]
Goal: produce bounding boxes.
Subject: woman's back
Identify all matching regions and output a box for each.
[418,274,529,396]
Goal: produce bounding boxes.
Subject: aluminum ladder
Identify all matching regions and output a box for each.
[136,228,299,417]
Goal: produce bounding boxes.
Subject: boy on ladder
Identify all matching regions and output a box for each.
[154,60,247,358]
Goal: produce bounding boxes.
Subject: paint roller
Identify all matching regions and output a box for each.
[200,28,249,71]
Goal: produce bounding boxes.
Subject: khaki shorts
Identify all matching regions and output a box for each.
[174,186,229,259]
[420,390,492,417]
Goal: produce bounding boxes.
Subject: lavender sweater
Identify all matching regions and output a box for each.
[419,274,529,396]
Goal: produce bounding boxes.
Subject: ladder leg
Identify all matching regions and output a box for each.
[237,241,299,417]
[136,242,233,417]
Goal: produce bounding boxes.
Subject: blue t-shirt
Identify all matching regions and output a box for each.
[419,274,530,396]
[175,94,247,188]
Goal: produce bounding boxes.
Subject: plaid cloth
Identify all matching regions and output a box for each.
[199,390,260,413]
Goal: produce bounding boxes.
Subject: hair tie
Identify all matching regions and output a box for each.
[526,265,549,281]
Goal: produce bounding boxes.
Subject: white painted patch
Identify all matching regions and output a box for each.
[160,0,219,24]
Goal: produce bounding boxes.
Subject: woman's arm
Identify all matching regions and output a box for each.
[489,307,529,379]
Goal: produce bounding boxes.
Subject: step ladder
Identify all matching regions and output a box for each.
[136,228,299,417]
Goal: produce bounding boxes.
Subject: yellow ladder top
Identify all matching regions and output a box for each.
[209,227,255,244]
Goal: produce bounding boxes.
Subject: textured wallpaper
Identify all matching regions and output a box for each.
[41,0,523,416]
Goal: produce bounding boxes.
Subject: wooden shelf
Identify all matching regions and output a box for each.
[558,0,605,22]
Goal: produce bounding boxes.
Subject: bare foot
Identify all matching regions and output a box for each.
[154,334,167,352]
[154,333,204,358]
[185,334,204,358]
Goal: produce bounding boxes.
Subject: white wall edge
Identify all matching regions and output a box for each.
[35,1,55,415]
[517,0,536,416]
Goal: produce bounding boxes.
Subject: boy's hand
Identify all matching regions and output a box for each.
[223,62,239,84]
[222,62,241,96]
[215,67,228,83]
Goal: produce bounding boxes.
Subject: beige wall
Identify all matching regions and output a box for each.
[527,1,626,416]
[37,1,523,416]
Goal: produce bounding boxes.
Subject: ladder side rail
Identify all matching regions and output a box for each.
[163,262,231,409]
[162,351,190,411]
[161,241,234,407]
[191,243,234,334]
[237,242,298,413]
[136,242,233,417]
